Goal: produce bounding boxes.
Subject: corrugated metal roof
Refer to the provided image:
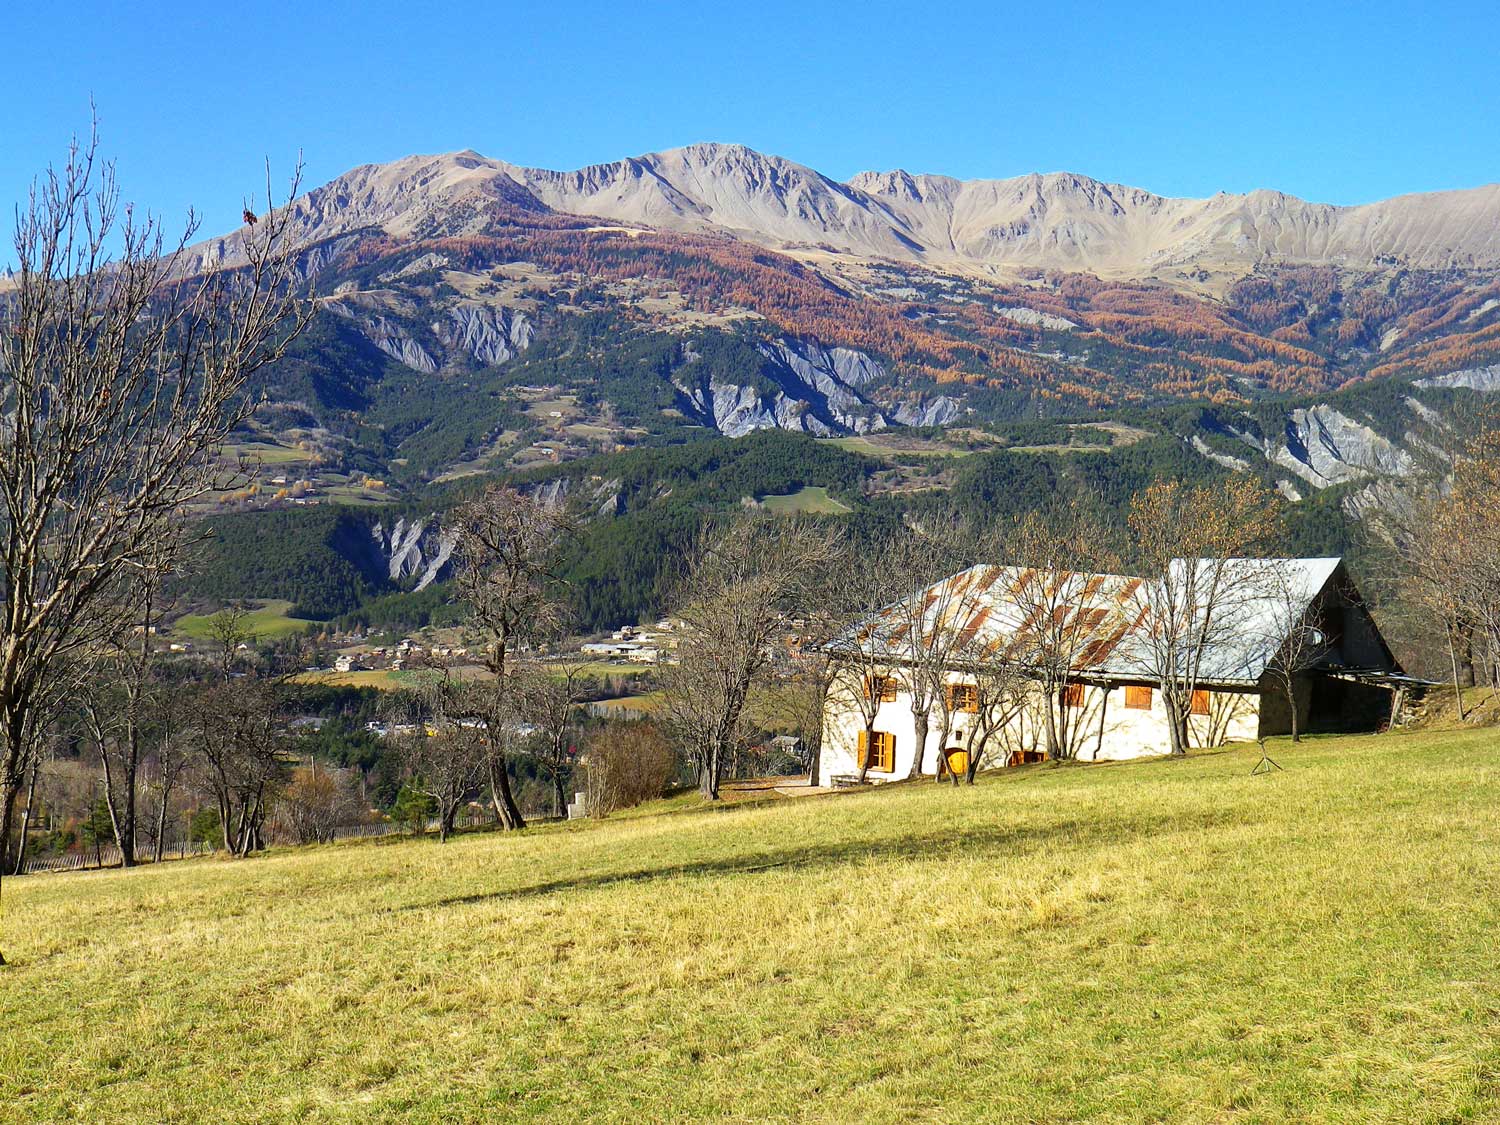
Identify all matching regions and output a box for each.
[828,557,1344,687]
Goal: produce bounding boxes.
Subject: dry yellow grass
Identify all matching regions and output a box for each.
[3,728,1498,1122]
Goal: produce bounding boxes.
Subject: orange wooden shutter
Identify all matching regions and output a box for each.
[857,729,870,769]
[1190,689,1210,715]
[1124,685,1152,710]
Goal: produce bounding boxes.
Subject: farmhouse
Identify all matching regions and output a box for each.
[819,557,1406,785]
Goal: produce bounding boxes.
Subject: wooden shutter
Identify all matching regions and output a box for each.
[876,732,895,771]
[1061,683,1085,708]
[1190,689,1211,716]
[1124,685,1153,710]
[856,729,870,769]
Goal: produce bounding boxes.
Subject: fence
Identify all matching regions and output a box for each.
[20,809,560,875]
[22,838,213,874]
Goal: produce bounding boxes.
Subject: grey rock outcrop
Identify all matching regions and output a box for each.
[675,337,891,437]
[369,517,454,590]
[892,396,962,427]
[433,302,534,366]
[1415,364,1500,392]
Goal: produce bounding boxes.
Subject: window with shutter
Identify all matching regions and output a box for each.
[857,730,895,771]
[865,675,899,703]
[946,683,979,714]
[1190,689,1211,715]
[1124,685,1153,710]
[1061,683,1085,708]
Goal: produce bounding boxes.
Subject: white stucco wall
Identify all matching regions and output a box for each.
[818,667,1262,785]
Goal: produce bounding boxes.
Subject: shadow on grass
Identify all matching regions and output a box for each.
[398,805,1237,914]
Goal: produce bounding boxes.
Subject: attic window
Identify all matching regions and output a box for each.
[946,683,980,714]
[864,675,899,703]
[1124,685,1153,710]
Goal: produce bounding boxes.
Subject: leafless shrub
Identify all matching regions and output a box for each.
[584,722,675,817]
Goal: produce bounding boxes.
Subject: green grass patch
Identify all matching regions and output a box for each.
[219,441,312,466]
[170,599,315,641]
[553,661,653,679]
[4,729,1499,1121]
[823,435,972,460]
[757,485,852,514]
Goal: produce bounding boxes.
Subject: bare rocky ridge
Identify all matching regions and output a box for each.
[186,144,1500,289]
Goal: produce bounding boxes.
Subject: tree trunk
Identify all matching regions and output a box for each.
[488,757,526,829]
[1094,687,1110,762]
[153,788,170,864]
[1449,631,1467,720]
[1164,694,1188,757]
[14,763,38,876]
[1042,686,1060,761]
[700,741,722,801]
[907,709,930,780]
[552,774,565,819]
[102,743,139,868]
[0,773,19,878]
[1288,682,1301,743]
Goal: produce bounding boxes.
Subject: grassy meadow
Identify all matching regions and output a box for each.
[170,599,314,641]
[757,486,853,514]
[3,729,1498,1122]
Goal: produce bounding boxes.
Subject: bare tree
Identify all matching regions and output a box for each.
[1122,478,1281,757]
[511,662,585,817]
[76,538,182,866]
[0,126,306,928]
[1392,426,1500,714]
[273,765,364,845]
[192,675,289,856]
[1003,503,1119,762]
[662,516,836,800]
[148,695,192,864]
[956,640,1029,783]
[452,486,574,829]
[882,522,991,781]
[821,538,912,784]
[388,687,488,844]
[1258,568,1332,743]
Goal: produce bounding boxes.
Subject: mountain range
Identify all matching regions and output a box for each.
[192,143,1500,288]
[162,143,1500,523]
[155,143,1500,631]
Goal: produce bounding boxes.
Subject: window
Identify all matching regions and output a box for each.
[1190,689,1211,716]
[864,675,899,703]
[857,730,896,772]
[946,683,980,714]
[1061,683,1085,708]
[1124,685,1153,710]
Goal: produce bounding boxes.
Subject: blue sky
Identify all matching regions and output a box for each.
[4,0,1497,247]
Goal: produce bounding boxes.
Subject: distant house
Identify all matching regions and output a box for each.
[819,557,1409,785]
